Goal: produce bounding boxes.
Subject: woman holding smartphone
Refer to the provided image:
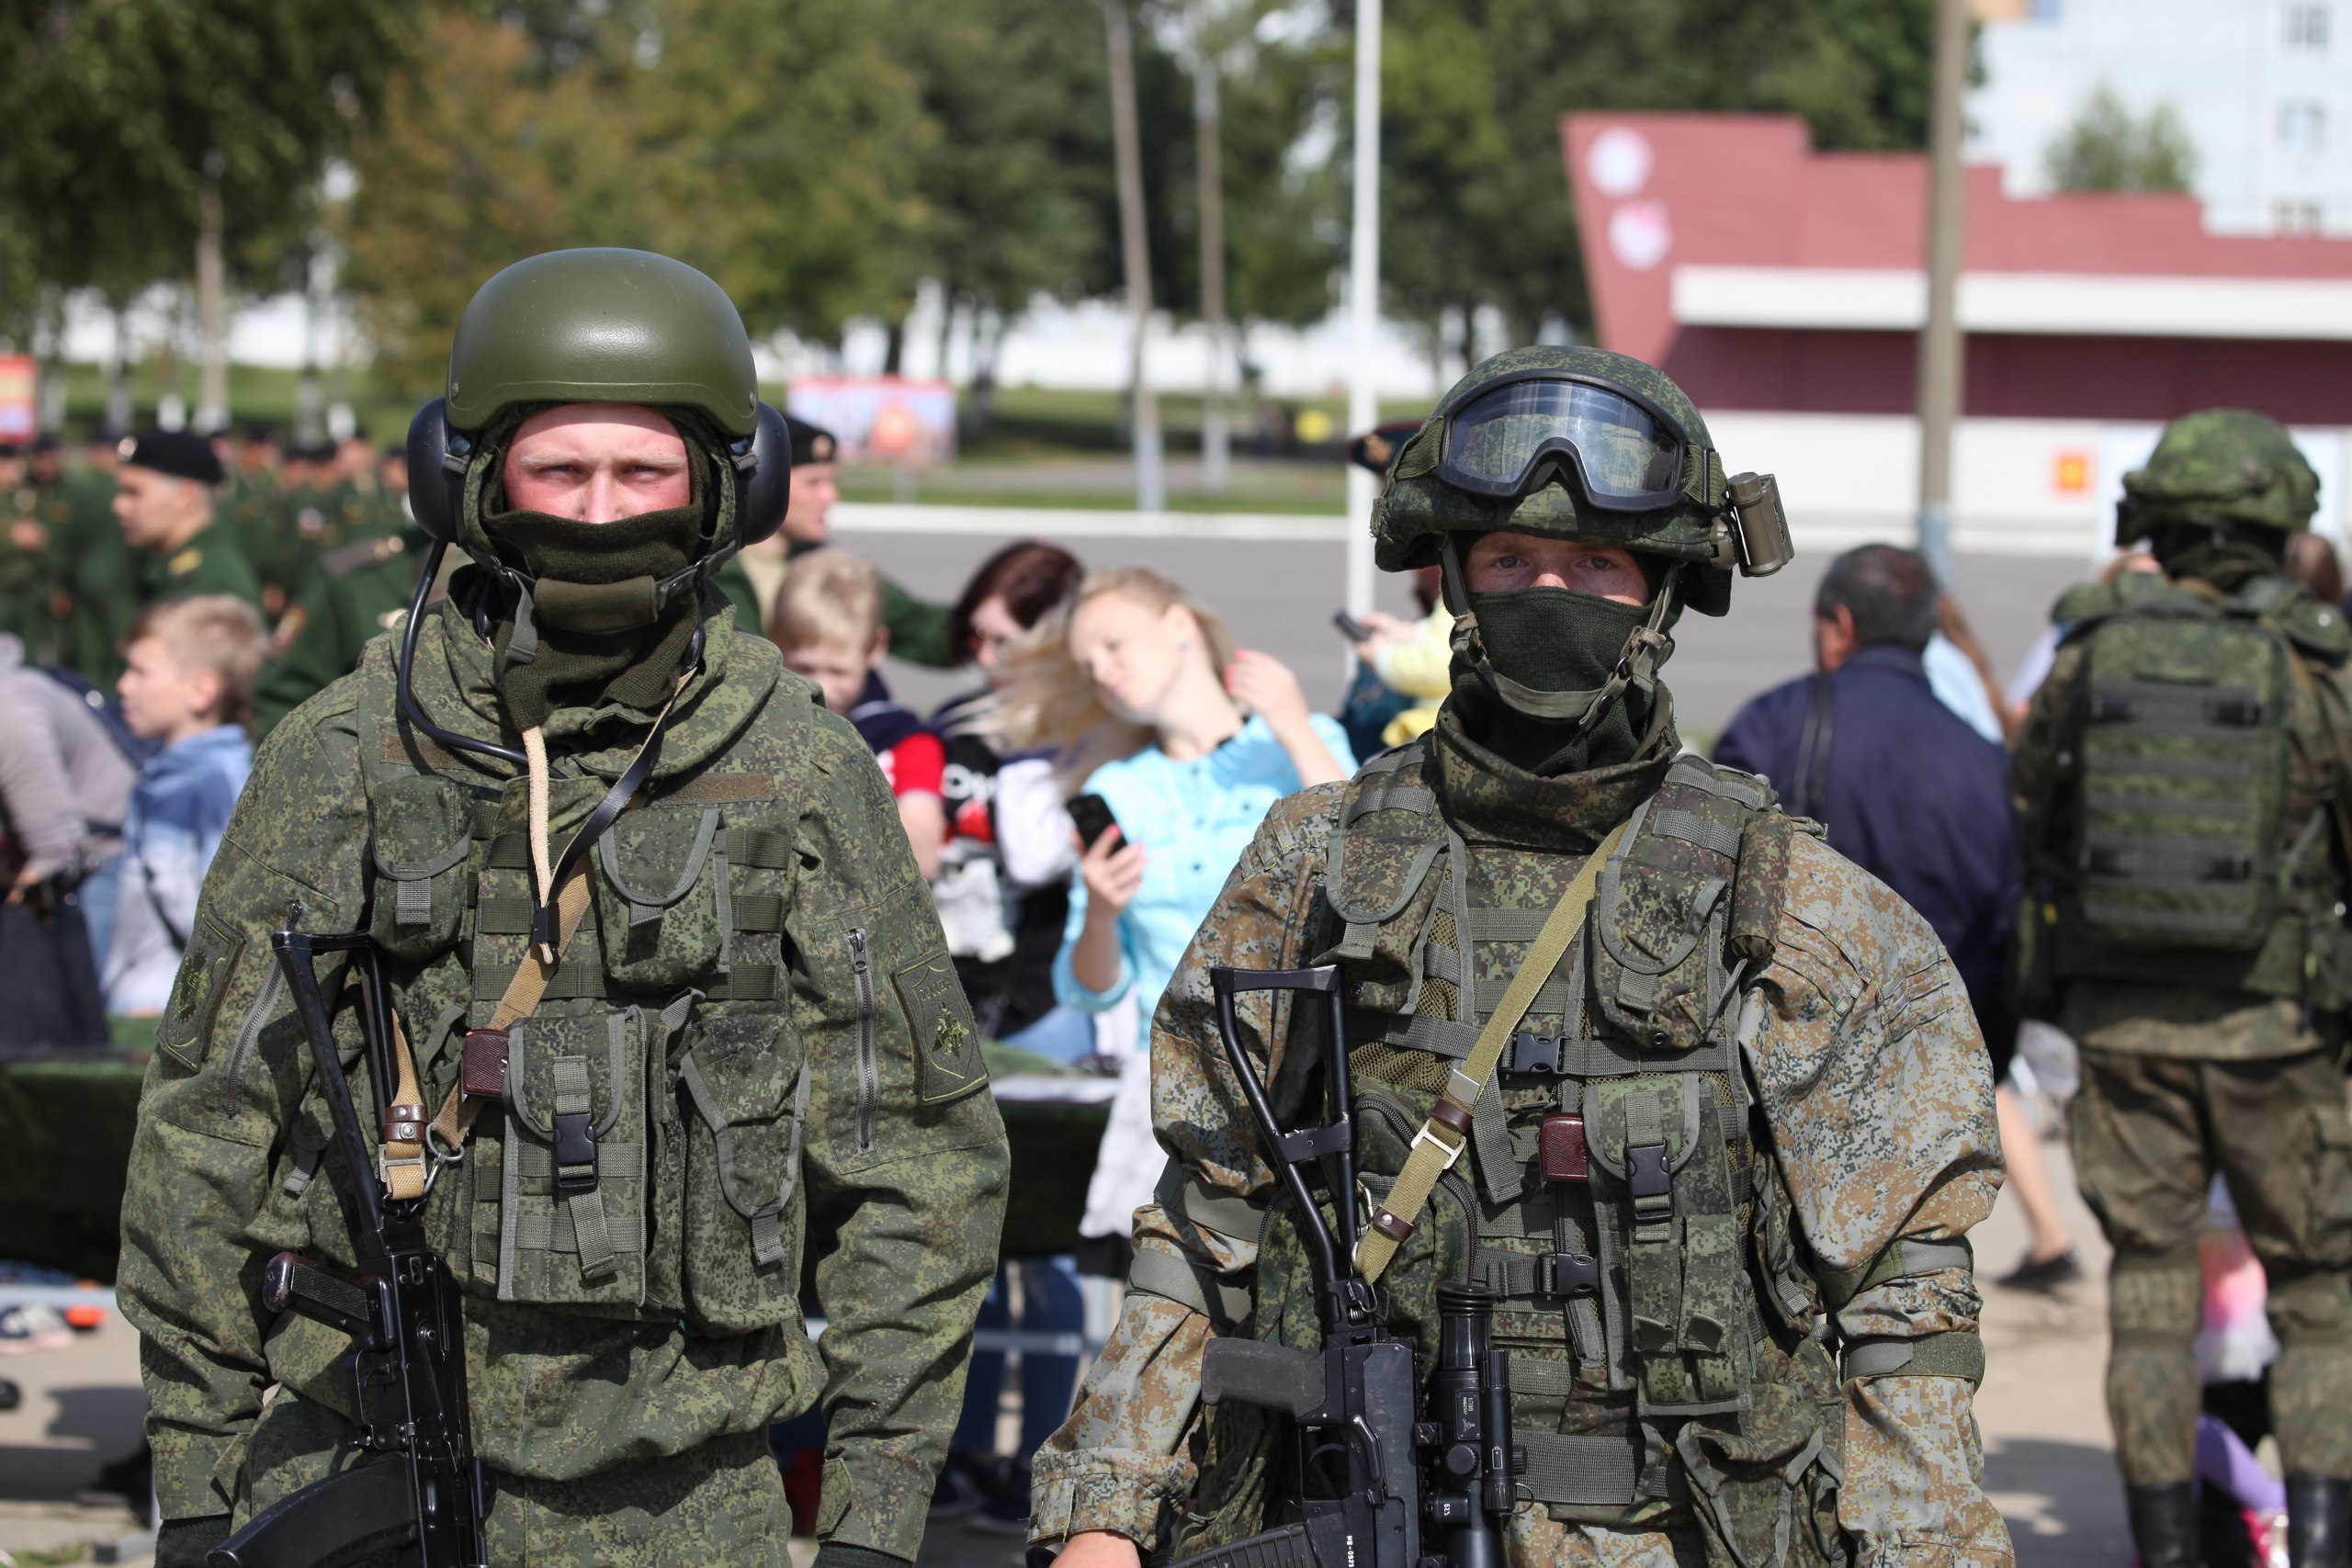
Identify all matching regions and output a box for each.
[994,566,1352,1268]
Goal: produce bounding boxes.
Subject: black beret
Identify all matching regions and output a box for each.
[284,439,339,465]
[240,420,277,445]
[28,434,59,456]
[784,413,838,468]
[119,429,224,487]
[0,443,20,461]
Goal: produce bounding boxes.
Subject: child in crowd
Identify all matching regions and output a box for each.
[107,595,264,1014]
[769,547,948,879]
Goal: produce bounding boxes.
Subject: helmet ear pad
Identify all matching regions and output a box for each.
[733,401,792,548]
[405,398,470,544]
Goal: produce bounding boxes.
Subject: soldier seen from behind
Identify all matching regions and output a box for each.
[2012,409,2352,1568]
[1035,346,2012,1568]
[117,248,1009,1567]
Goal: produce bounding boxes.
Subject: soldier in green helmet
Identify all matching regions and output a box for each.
[118,248,1009,1567]
[2012,409,2352,1568]
[1034,346,2011,1568]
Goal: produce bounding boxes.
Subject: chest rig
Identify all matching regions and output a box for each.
[1263,739,1847,1551]
[288,652,820,1340]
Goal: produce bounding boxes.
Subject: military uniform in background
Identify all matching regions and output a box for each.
[118,249,1008,1568]
[1032,348,2012,1567]
[254,528,430,734]
[138,516,266,610]
[2012,409,2352,1568]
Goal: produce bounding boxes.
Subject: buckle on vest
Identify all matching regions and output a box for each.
[1543,1252,1601,1299]
[1626,1142,1673,1219]
[553,1112,599,1192]
[1510,1032,1565,1075]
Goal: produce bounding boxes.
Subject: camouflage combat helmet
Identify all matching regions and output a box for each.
[1371,345,1790,617]
[2118,408,2320,543]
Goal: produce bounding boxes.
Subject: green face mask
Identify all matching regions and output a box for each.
[481,503,708,731]
[1454,587,1669,775]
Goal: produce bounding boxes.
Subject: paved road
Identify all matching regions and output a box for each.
[842,518,2091,746]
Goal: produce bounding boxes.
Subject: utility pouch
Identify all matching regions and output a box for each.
[676,1011,811,1335]
[494,1007,654,1311]
[593,803,728,993]
[1587,1075,1753,1416]
[1672,1376,1848,1568]
[367,775,480,963]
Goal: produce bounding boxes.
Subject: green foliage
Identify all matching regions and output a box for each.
[2044,85,2199,194]
[1377,0,1947,343]
[0,0,421,336]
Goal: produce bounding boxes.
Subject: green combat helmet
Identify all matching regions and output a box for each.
[1371,344,1791,725]
[400,248,793,773]
[2117,407,2321,544]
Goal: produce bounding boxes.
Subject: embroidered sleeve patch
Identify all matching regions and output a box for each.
[893,951,988,1106]
[156,910,246,1072]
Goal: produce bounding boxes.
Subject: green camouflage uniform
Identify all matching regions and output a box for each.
[141,517,266,612]
[118,598,1010,1560]
[254,530,427,736]
[2010,410,2352,1498]
[1032,346,2009,1568]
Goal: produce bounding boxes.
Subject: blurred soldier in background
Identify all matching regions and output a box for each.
[111,430,263,611]
[2013,409,2352,1568]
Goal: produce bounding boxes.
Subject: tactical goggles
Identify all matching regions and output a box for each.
[1436,372,1704,512]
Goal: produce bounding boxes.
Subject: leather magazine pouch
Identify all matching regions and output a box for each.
[1541,1111,1590,1183]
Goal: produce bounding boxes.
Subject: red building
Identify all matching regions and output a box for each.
[1565,113,2352,422]
[1561,113,2352,548]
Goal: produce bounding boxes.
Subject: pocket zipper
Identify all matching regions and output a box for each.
[848,928,878,1153]
[223,897,304,1116]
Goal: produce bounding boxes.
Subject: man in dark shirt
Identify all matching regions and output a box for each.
[1714,545,2072,1284]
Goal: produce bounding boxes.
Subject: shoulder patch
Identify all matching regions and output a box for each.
[894,951,988,1105]
[154,909,247,1072]
[167,547,202,578]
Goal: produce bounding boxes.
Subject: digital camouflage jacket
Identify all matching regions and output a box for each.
[117,598,1008,1562]
[1032,709,2011,1567]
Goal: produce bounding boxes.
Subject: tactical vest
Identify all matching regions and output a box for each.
[263,651,822,1338]
[1170,742,1905,1566]
[2025,571,2352,1009]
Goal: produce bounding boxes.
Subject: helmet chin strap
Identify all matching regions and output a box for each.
[1436,533,1680,733]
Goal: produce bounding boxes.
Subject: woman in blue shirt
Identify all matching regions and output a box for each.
[998,567,1353,1267]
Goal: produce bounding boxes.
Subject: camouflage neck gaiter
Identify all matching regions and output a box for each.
[481,505,706,732]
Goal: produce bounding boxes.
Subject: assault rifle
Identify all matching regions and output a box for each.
[1169,965,1518,1568]
[209,931,489,1568]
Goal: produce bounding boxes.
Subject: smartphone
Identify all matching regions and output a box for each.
[1068,793,1122,852]
[1332,609,1373,642]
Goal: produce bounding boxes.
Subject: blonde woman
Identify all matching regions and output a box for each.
[996,568,1352,1267]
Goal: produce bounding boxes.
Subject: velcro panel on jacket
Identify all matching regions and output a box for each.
[1516,1429,1644,1507]
[1841,1331,1984,1385]
[1157,1166,1268,1247]
[1125,1247,1252,1331]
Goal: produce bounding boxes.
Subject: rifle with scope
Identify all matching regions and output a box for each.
[1167,964,1520,1568]
[208,931,490,1568]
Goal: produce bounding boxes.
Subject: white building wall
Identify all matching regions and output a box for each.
[1969,0,2352,236]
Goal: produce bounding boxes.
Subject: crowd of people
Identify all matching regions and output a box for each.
[6,265,2348,1568]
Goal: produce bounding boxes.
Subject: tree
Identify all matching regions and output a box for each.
[2044,85,2198,194]
[0,0,421,416]
[1374,0,1949,346]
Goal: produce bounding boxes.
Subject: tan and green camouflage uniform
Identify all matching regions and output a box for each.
[1032,347,2011,1568]
[118,249,1008,1568]
[2011,409,2352,1567]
